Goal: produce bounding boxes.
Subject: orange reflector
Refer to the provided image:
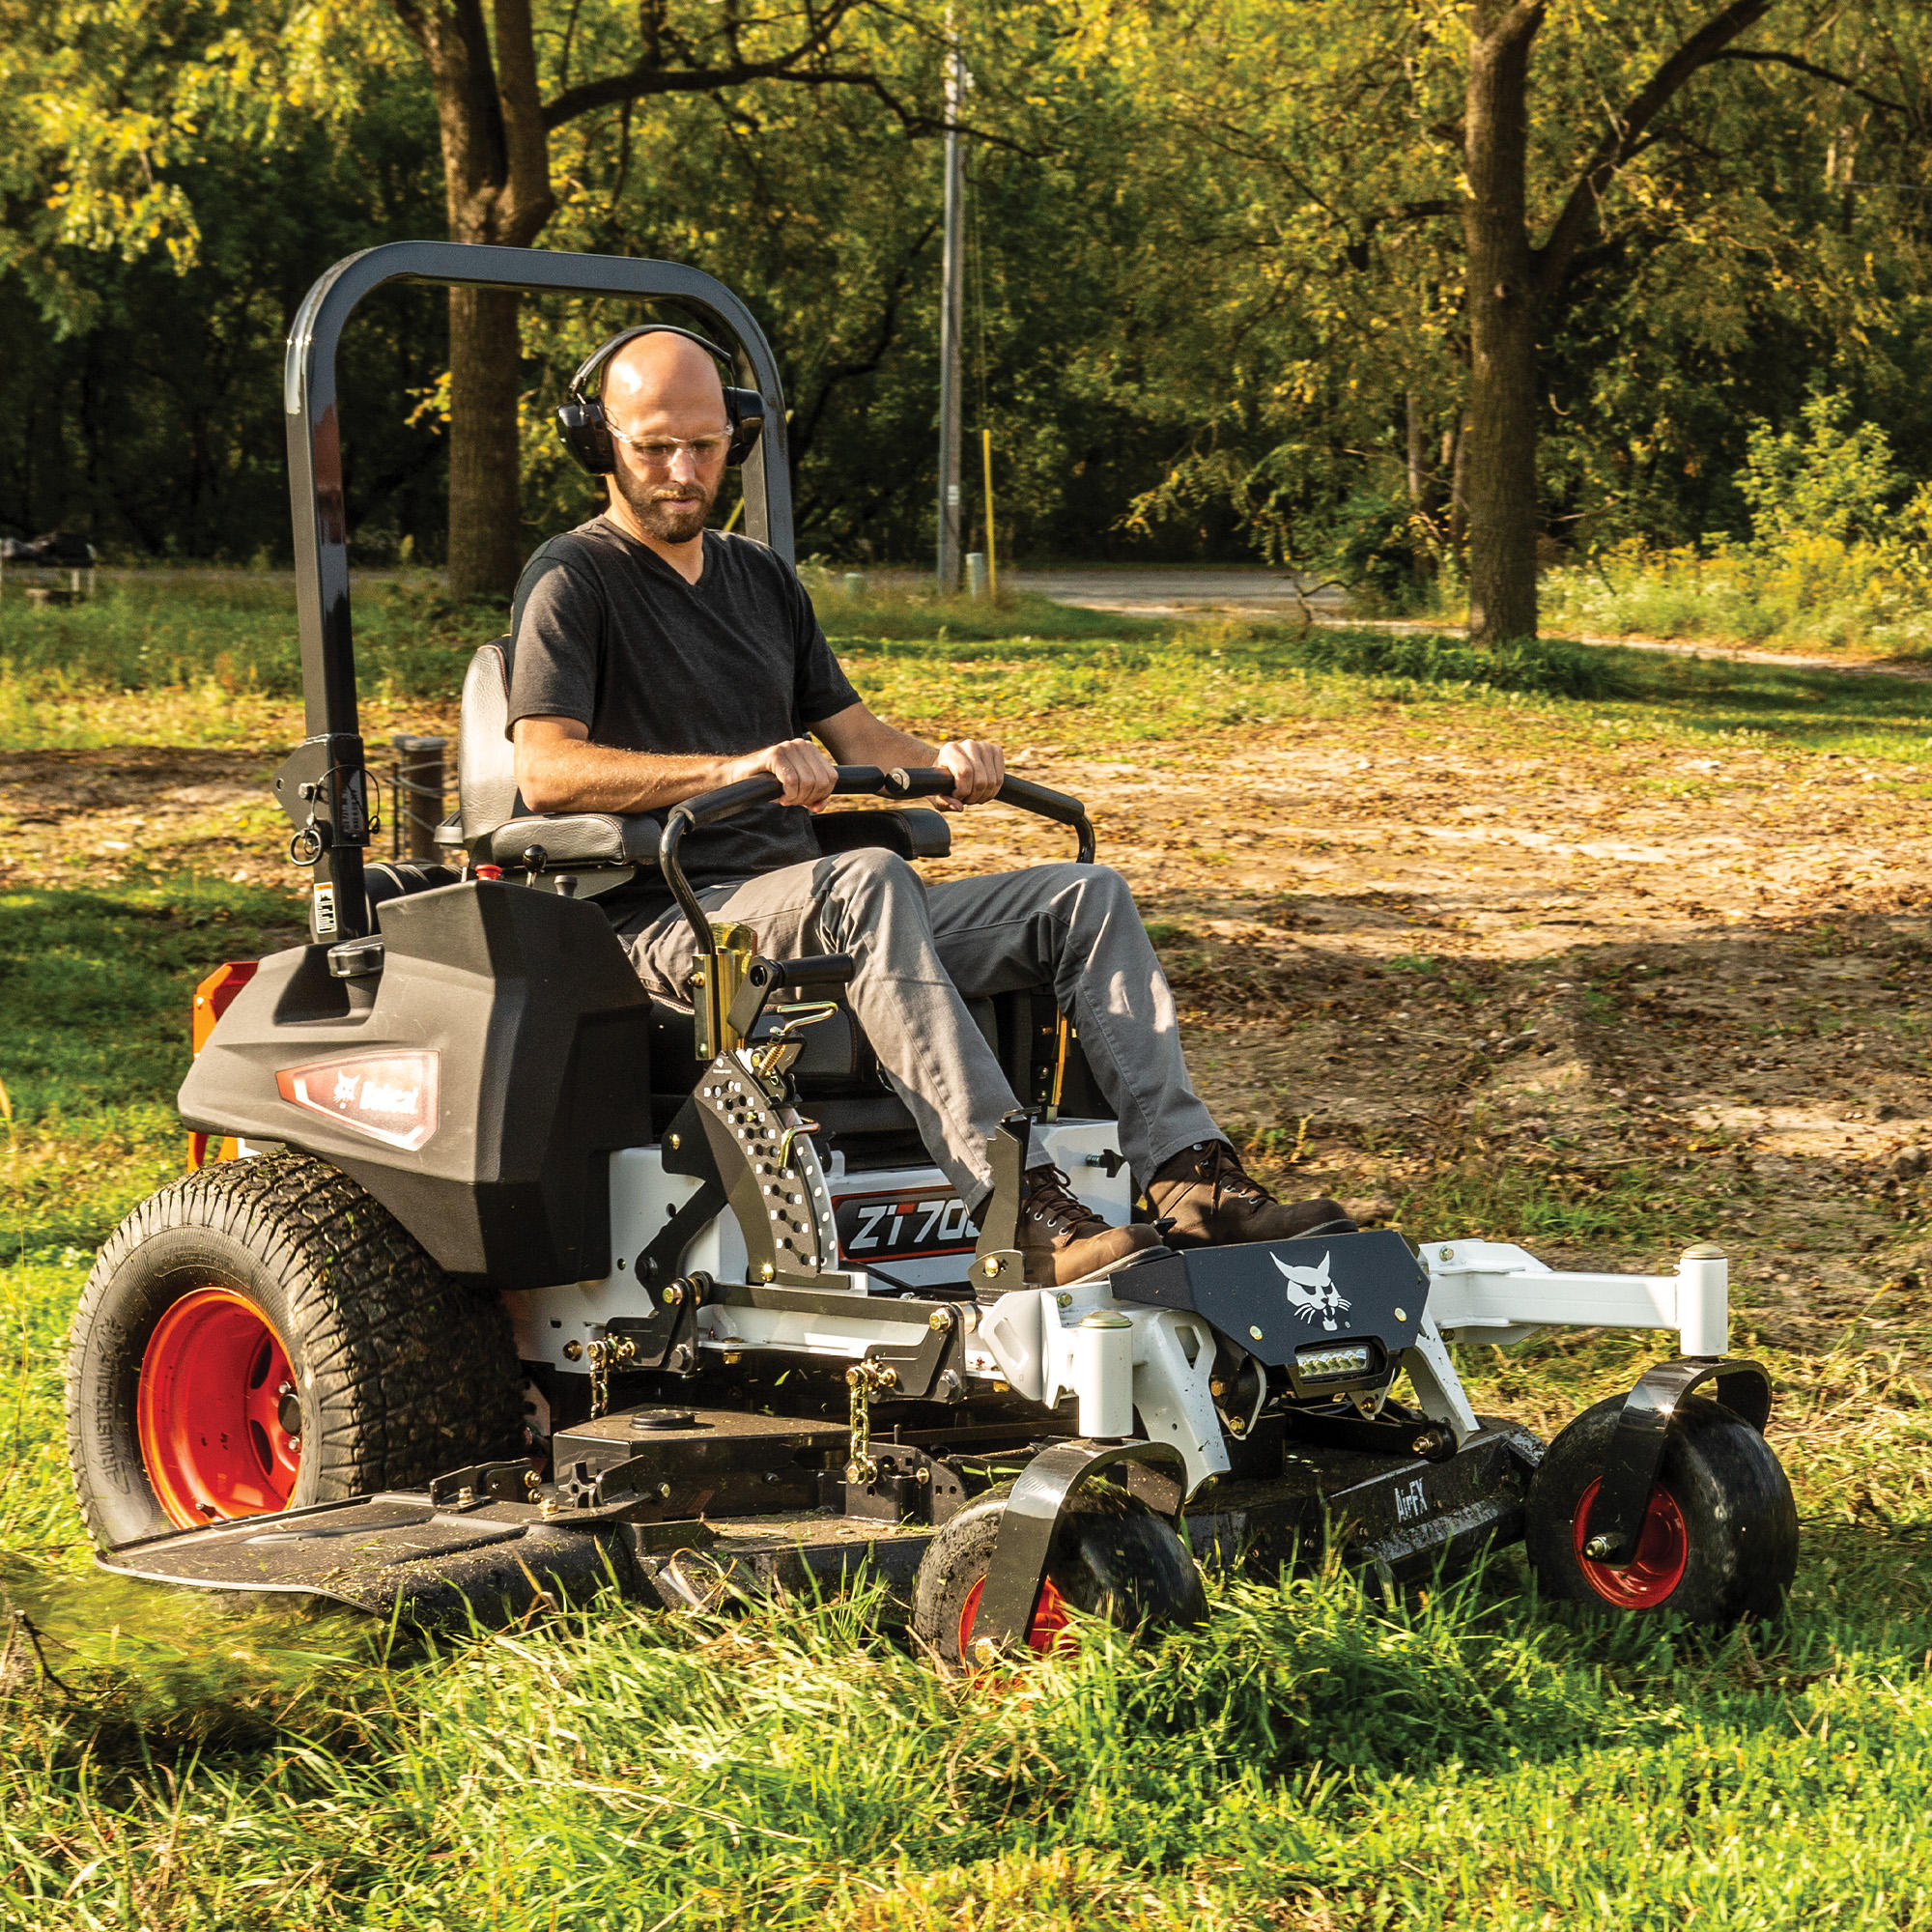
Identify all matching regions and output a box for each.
[188,961,260,1169]
[192,961,259,1056]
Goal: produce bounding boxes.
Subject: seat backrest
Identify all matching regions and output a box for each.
[458,640,521,849]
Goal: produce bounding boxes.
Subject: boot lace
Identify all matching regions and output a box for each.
[1022,1163,1102,1237]
[1186,1140,1272,1208]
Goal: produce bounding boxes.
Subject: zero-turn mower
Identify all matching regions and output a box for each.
[66,244,1799,1662]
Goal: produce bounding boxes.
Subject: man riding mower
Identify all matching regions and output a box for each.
[66,243,1799,1660]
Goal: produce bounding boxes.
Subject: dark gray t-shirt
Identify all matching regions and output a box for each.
[506,517,859,923]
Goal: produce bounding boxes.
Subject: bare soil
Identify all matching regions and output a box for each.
[5,699,1926,1360]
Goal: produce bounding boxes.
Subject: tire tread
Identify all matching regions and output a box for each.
[67,1153,523,1544]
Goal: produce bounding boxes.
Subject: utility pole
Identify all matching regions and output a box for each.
[935,31,966,595]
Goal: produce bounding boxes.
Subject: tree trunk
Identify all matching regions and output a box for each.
[447,286,525,599]
[1463,1,1545,643]
[396,0,554,599]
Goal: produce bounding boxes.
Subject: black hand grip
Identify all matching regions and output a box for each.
[749,952,856,991]
[673,765,898,832]
[672,774,783,830]
[996,775,1095,863]
[881,766,957,799]
[996,775,1082,822]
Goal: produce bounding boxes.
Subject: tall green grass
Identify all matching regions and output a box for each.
[6,1544,1932,1928]
[1542,541,1932,656]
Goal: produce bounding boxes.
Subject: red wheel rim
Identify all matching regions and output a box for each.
[957,1574,1075,1661]
[137,1288,302,1526]
[1573,1476,1690,1608]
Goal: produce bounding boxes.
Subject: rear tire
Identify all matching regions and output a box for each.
[68,1152,523,1547]
[912,1478,1208,1667]
[1526,1392,1798,1623]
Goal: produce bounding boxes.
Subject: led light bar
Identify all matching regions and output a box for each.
[1295,1342,1374,1381]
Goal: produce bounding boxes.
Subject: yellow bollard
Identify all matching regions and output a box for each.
[980,427,998,600]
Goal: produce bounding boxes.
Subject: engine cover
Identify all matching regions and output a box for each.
[180,881,654,1289]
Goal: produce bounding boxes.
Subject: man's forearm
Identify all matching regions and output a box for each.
[819,713,939,771]
[516,737,741,815]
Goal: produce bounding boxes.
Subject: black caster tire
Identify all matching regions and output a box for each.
[68,1152,524,1548]
[1526,1391,1798,1623]
[912,1479,1208,1667]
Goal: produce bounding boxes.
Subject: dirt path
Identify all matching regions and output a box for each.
[4,697,1926,1358]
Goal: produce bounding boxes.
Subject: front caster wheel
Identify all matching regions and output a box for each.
[1525,1391,1798,1623]
[911,1479,1208,1668]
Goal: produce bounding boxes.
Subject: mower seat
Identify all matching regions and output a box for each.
[453,640,952,880]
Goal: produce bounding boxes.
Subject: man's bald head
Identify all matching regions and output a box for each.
[598,330,732,548]
[602,330,728,426]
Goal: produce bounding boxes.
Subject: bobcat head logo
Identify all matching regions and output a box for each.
[1272,1251,1350,1332]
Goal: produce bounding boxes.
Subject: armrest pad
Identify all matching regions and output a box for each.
[813,807,951,862]
[485,812,662,868]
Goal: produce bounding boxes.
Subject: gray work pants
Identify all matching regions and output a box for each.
[620,852,1220,1204]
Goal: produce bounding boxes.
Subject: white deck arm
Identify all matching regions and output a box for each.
[1422,1239,1728,1360]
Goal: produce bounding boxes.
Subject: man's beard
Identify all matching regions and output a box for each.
[613,469,719,543]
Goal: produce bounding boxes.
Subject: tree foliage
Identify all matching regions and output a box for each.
[9,0,1932,614]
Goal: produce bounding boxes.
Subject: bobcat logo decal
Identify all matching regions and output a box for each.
[1272,1251,1350,1332]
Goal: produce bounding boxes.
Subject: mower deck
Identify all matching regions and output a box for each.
[97,1406,1541,1624]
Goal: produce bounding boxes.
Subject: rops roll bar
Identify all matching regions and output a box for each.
[277,241,795,944]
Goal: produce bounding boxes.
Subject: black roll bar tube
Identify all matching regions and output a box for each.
[660,766,1095,955]
[281,240,795,941]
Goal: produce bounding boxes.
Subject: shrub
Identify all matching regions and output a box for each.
[1289,625,1623,698]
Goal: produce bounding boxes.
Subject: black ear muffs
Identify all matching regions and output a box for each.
[722,386,764,467]
[555,324,765,476]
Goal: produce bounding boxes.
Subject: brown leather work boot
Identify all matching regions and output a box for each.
[1015,1164,1163,1286]
[1148,1140,1356,1250]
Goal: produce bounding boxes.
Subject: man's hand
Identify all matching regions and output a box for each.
[731,737,839,810]
[936,738,1005,810]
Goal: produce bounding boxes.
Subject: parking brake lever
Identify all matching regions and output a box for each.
[725,952,857,1039]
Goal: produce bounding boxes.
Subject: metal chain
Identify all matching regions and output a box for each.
[844,1364,872,1483]
[843,1360,896,1484]
[585,1334,637,1422]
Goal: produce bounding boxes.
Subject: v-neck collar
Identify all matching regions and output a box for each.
[595,515,711,588]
